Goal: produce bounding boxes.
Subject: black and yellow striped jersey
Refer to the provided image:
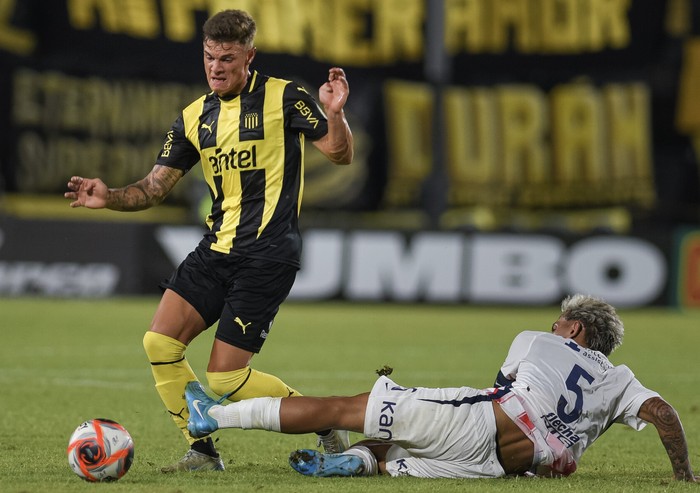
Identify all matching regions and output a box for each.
[156,70,329,267]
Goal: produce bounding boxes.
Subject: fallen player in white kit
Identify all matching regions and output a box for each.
[184,294,698,482]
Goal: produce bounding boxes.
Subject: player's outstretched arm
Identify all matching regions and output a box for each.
[65,165,184,211]
[638,396,698,482]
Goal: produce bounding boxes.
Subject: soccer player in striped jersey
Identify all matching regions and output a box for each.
[184,294,698,482]
[65,9,353,472]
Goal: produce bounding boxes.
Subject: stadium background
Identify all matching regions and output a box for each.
[0,0,699,307]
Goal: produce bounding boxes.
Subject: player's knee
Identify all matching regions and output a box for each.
[207,367,250,398]
[142,331,185,362]
[142,331,159,359]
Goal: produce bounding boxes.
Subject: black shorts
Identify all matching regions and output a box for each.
[160,246,298,353]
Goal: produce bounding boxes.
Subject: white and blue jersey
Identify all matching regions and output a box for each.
[499,331,659,464]
[362,331,659,478]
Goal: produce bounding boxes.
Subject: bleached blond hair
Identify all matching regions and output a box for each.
[560,294,624,356]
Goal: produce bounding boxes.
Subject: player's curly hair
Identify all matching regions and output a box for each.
[560,294,624,356]
[203,9,256,47]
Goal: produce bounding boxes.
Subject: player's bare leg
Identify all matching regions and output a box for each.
[185,382,367,436]
[185,383,377,476]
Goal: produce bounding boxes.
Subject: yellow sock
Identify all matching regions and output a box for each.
[207,367,301,402]
[143,331,198,445]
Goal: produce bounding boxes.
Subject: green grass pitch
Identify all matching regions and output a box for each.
[1,297,698,492]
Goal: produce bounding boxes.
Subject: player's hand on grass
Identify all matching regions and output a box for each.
[65,176,109,209]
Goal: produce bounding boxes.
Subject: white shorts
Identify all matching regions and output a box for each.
[363,376,506,478]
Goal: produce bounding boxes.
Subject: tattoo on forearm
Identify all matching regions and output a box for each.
[114,183,150,211]
[108,166,181,211]
[642,398,693,480]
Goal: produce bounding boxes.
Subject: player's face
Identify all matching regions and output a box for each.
[203,40,256,97]
[551,316,578,338]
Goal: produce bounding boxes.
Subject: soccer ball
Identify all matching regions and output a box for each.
[66,418,134,482]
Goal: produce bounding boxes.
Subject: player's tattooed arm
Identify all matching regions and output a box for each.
[106,165,184,211]
[65,166,183,210]
[638,397,698,482]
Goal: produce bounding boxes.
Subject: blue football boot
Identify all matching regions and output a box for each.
[289,449,365,477]
[185,381,220,439]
